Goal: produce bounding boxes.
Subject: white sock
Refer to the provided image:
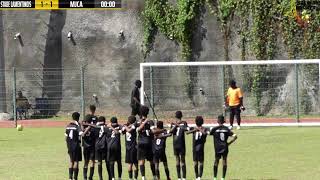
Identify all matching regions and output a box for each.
[142,176,145,180]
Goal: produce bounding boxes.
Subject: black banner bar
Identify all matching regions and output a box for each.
[59,0,95,8]
[95,0,121,8]
[0,0,35,8]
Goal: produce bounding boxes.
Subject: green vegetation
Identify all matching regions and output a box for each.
[1,127,320,179]
[142,0,320,115]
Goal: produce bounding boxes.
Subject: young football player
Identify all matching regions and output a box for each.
[122,115,139,180]
[209,115,237,180]
[65,112,90,180]
[106,117,122,180]
[152,120,172,180]
[91,116,109,180]
[187,116,207,180]
[137,105,157,180]
[82,105,98,180]
[170,111,188,180]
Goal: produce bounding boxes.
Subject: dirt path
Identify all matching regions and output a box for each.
[1,118,319,128]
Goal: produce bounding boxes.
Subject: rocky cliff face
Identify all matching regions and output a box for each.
[0,1,318,119]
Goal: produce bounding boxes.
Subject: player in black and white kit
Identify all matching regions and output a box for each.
[169,111,188,180]
[106,117,122,180]
[91,116,110,180]
[82,105,98,180]
[209,115,237,180]
[152,121,172,180]
[187,116,207,180]
[122,115,139,180]
[65,112,90,180]
[137,106,157,180]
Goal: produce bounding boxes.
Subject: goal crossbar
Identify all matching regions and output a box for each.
[140,59,320,67]
[139,59,320,127]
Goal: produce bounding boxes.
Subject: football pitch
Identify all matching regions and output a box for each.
[0,127,319,180]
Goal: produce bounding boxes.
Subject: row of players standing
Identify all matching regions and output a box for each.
[66,105,237,180]
[65,79,240,180]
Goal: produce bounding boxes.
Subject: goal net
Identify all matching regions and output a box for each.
[140,60,320,126]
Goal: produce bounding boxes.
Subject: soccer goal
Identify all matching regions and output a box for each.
[140,59,320,126]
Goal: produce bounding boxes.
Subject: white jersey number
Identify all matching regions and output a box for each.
[126,132,132,141]
[156,139,161,145]
[220,133,225,141]
[146,130,150,136]
[68,130,74,139]
[176,127,180,136]
[195,132,202,140]
[111,131,116,138]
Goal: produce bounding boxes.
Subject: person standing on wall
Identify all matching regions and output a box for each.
[131,80,142,117]
[225,80,245,130]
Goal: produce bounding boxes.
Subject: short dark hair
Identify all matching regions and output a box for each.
[89,105,96,112]
[157,120,164,129]
[72,112,80,121]
[140,106,149,117]
[98,116,106,123]
[110,117,118,124]
[175,111,183,119]
[135,80,141,86]
[229,80,236,87]
[85,114,92,123]
[217,115,225,124]
[128,115,136,125]
[195,116,204,127]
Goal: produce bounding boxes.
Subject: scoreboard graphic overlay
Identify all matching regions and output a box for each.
[0,0,121,9]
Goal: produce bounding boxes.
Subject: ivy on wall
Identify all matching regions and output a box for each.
[142,0,320,115]
[142,0,206,60]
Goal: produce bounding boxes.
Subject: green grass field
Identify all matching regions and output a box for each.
[0,127,319,180]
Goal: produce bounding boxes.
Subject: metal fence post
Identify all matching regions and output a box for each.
[80,66,85,120]
[12,67,17,127]
[319,62,320,112]
[222,66,226,117]
[294,64,300,123]
[150,67,154,120]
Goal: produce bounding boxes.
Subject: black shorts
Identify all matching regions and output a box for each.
[153,150,167,163]
[137,146,153,161]
[126,148,138,164]
[193,150,204,162]
[174,147,186,156]
[215,150,228,160]
[107,149,121,162]
[131,106,140,116]
[95,149,106,162]
[83,147,95,162]
[68,146,82,162]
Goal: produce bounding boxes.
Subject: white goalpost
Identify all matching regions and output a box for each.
[140,59,320,127]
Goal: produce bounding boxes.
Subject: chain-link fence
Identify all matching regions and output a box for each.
[0,66,140,125]
[0,61,319,125]
[142,61,320,122]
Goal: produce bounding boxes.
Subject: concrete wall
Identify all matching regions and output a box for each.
[0,2,318,118]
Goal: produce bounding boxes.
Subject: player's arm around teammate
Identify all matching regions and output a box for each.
[122,115,139,180]
[209,115,237,180]
[169,111,188,180]
[106,117,123,180]
[90,116,109,180]
[65,112,86,180]
[186,116,207,180]
[82,110,98,180]
[136,106,157,180]
[152,121,172,180]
